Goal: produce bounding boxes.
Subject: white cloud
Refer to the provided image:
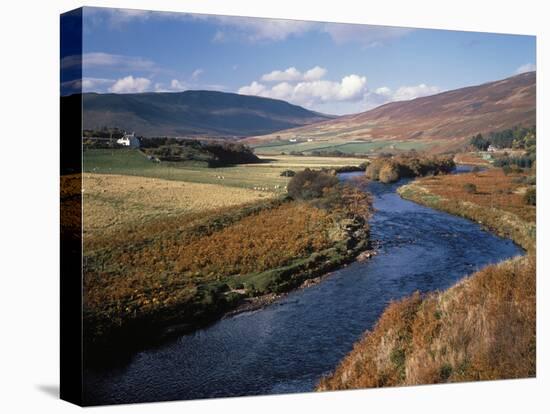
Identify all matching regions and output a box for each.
[239,74,368,107]
[261,66,327,83]
[81,77,115,90]
[391,84,441,101]
[374,86,392,97]
[85,8,414,46]
[209,18,412,45]
[206,16,316,42]
[191,69,204,80]
[515,63,536,74]
[169,79,187,91]
[238,81,267,96]
[261,67,302,82]
[108,76,151,93]
[323,23,414,47]
[303,66,327,81]
[360,83,441,110]
[62,52,157,71]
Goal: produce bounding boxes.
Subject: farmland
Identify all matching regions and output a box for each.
[83,148,365,191]
[83,173,271,238]
[82,149,372,350]
[251,138,446,155]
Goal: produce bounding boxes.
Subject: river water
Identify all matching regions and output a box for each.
[84,168,523,405]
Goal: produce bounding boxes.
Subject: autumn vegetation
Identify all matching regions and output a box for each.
[83,170,371,350]
[365,154,455,183]
[141,138,260,166]
[398,168,535,250]
[318,255,535,390]
[319,163,536,391]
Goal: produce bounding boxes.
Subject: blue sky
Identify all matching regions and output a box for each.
[61,7,536,115]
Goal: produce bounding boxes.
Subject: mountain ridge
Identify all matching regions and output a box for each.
[243,71,535,148]
[80,89,334,138]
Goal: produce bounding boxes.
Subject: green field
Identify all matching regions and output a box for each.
[83,149,365,192]
[252,139,438,155]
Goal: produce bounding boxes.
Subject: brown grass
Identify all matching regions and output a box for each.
[454,152,492,166]
[398,169,536,251]
[83,184,371,342]
[82,173,271,237]
[318,255,535,390]
[412,169,535,222]
[318,165,536,391]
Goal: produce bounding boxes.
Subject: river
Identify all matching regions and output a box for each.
[83,167,523,405]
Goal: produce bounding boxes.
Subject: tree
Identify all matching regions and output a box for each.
[470,133,489,151]
[287,168,339,200]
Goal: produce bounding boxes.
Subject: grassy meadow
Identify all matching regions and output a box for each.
[83,148,364,191]
[81,148,371,348]
[251,138,444,155]
[83,173,271,237]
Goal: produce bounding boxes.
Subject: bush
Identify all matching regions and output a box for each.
[287,168,339,200]
[463,183,477,194]
[365,159,384,180]
[365,155,455,182]
[280,169,296,177]
[524,188,536,206]
[379,163,400,183]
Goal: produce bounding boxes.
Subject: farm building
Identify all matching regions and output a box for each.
[117,132,140,148]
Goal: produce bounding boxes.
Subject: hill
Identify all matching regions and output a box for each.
[79,90,332,138]
[245,72,535,153]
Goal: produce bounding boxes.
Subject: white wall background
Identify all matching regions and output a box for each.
[0,0,547,412]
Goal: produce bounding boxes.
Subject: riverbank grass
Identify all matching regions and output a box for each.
[318,167,535,391]
[83,176,371,349]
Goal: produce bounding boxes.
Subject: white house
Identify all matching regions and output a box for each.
[117,132,140,148]
[487,144,497,153]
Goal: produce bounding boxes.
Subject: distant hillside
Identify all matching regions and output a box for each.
[245,72,535,150]
[80,90,332,137]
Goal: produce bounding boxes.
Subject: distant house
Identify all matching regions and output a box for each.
[289,138,297,143]
[307,138,313,142]
[487,144,497,153]
[117,132,140,148]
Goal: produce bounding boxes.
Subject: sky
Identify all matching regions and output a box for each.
[61,7,536,115]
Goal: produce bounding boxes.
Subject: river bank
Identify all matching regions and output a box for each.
[84,180,372,360]
[83,170,523,405]
[397,168,535,251]
[318,167,535,391]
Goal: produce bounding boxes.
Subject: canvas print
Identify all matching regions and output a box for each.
[60,6,536,406]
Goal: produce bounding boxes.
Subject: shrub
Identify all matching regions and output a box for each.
[287,168,339,200]
[379,163,400,183]
[524,188,536,206]
[502,165,512,175]
[366,155,455,183]
[365,159,384,180]
[146,140,260,166]
[463,183,477,194]
[280,169,296,177]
